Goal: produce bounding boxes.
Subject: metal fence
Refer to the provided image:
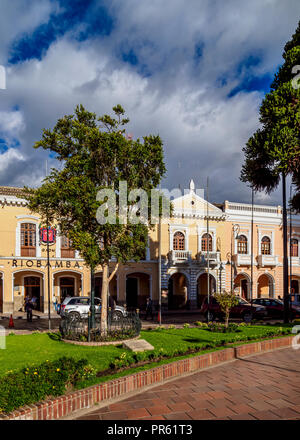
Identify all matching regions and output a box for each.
[60,310,141,342]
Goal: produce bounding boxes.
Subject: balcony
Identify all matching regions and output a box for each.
[232,254,252,266]
[197,251,220,265]
[257,255,279,267]
[289,256,300,266]
[168,250,191,264]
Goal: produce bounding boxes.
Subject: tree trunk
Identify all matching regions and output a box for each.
[100,263,109,334]
[225,309,229,328]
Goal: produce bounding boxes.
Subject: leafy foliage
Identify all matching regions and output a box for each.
[240,21,300,209]
[24,105,166,331]
[214,291,239,328]
[0,357,95,414]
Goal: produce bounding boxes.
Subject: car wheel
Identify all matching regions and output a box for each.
[243,312,253,323]
[68,311,81,322]
[112,310,123,321]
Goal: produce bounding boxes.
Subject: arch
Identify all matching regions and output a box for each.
[237,235,248,254]
[53,271,82,302]
[234,272,250,300]
[173,231,185,251]
[291,238,299,257]
[125,272,151,310]
[261,236,271,255]
[290,275,300,294]
[197,272,216,307]
[201,233,212,252]
[257,273,275,298]
[168,272,189,310]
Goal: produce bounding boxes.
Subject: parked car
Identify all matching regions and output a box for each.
[290,293,300,308]
[59,296,127,321]
[251,297,300,319]
[200,295,267,322]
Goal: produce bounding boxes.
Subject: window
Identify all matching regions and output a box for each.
[291,239,298,257]
[237,235,248,254]
[61,235,75,258]
[21,223,36,257]
[201,233,212,252]
[173,232,185,250]
[261,236,271,255]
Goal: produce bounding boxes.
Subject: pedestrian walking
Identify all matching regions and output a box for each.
[24,297,34,322]
[145,296,153,320]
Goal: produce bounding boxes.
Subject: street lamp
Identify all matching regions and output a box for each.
[219,262,224,293]
[226,224,240,293]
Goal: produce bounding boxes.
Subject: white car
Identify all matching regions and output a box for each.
[59,296,126,320]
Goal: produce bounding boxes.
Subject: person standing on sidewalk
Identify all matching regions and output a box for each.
[145,296,153,320]
[24,297,34,322]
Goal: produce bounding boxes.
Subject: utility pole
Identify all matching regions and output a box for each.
[282,173,289,323]
[206,177,210,322]
[250,188,254,301]
[46,210,51,331]
[158,186,162,325]
[289,185,293,297]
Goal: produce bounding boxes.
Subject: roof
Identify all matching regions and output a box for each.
[0,186,27,197]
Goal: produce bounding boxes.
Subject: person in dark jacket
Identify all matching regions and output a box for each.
[24,297,34,322]
[145,297,153,320]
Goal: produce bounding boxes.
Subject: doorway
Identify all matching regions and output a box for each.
[60,277,75,302]
[126,277,138,308]
[24,276,41,311]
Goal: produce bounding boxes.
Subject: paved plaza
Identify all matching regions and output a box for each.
[75,348,300,420]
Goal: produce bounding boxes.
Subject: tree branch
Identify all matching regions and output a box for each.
[108,262,119,282]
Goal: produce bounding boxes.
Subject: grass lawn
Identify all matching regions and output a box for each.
[0,324,292,378]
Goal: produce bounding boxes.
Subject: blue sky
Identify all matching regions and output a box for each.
[0,0,299,204]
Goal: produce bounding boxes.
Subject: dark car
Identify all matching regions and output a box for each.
[251,297,300,319]
[200,295,267,322]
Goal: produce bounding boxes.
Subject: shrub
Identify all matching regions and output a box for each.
[0,357,95,414]
[183,323,190,329]
[214,291,239,328]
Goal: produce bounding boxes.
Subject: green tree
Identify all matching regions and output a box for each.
[241,21,300,322]
[214,291,239,328]
[25,105,166,333]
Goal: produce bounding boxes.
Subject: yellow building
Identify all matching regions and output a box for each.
[0,181,300,314]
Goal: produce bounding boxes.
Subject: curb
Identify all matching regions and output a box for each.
[0,335,293,420]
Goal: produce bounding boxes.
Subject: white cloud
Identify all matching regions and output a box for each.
[0,0,298,204]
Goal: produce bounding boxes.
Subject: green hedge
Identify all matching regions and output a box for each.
[0,357,96,414]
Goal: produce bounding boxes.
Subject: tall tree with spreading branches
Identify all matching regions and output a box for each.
[25,105,166,333]
[241,21,300,322]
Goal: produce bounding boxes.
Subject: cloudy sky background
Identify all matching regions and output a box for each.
[0,0,299,205]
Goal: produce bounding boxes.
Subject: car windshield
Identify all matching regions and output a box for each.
[237,297,249,305]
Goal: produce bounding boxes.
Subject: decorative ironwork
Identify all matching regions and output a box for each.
[60,310,141,342]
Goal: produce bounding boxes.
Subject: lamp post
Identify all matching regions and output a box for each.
[226,224,240,293]
[219,262,224,294]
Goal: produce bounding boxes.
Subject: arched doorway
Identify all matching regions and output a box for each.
[234,274,250,300]
[126,273,150,309]
[168,272,188,309]
[60,277,75,302]
[290,277,300,294]
[197,273,216,307]
[24,276,41,311]
[257,274,274,298]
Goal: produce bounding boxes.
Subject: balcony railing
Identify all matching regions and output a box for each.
[232,254,252,266]
[257,255,278,267]
[197,251,220,265]
[289,256,300,266]
[168,250,191,264]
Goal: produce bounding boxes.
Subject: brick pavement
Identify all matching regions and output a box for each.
[75,348,300,420]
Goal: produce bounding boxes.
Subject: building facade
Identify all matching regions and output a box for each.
[0,182,300,314]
